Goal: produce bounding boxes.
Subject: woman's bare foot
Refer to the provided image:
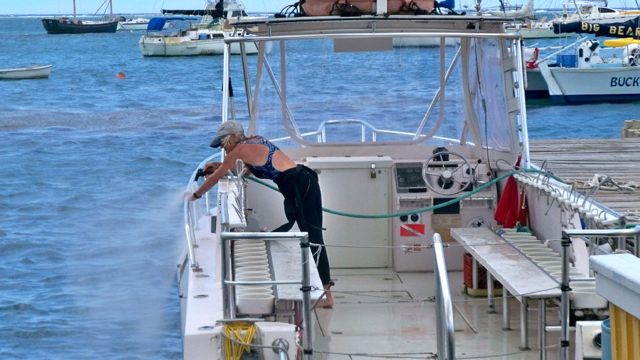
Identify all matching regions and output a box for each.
[315,283,334,309]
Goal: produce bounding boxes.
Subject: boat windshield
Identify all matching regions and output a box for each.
[228,33,519,154]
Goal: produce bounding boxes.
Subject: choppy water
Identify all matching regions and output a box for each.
[0,15,638,360]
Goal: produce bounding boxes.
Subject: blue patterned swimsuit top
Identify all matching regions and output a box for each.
[243,135,282,180]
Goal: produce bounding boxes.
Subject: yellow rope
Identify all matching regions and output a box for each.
[223,322,257,360]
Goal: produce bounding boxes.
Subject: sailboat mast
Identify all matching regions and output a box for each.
[73,0,77,22]
[109,0,113,21]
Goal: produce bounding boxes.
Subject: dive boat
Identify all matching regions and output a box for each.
[41,0,117,34]
[528,38,640,103]
[178,1,629,359]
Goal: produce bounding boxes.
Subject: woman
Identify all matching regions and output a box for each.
[185,120,334,308]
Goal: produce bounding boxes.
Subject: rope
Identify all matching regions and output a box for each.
[246,168,564,219]
[568,173,638,194]
[222,322,257,360]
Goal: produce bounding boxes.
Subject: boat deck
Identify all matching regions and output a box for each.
[529,138,640,217]
[314,269,562,359]
[307,138,640,359]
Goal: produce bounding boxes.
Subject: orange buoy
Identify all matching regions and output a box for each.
[116,72,126,79]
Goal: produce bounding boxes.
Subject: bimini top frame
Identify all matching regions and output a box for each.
[228,15,522,39]
[220,15,529,167]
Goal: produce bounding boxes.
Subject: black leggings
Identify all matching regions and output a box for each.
[273,165,331,286]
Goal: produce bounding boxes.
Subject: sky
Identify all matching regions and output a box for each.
[0,0,285,15]
[1,0,639,15]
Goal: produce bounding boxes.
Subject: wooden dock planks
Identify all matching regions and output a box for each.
[529,138,640,216]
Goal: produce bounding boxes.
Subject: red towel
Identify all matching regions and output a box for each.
[495,157,527,228]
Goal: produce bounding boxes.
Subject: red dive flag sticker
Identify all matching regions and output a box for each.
[400,224,426,237]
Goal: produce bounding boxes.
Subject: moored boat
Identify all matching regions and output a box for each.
[138,17,257,57]
[41,0,117,34]
[117,16,170,31]
[555,0,640,25]
[176,2,627,360]
[507,18,575,39]
[139,0,261,57]
[531,39,640,104]
[0,65,52,80]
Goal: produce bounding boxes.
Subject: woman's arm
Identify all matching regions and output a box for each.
[185,149,245,201]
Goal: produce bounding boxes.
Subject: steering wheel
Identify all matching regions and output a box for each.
[422,151,473,196]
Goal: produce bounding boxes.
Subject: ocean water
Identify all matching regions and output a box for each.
[0,15,638,360]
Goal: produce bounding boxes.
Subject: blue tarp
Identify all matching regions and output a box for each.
[439,0,456,9]
[146,17,187,31]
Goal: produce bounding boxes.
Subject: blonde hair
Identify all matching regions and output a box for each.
[220,131,247,147]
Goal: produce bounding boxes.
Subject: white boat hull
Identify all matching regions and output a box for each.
[507,26,571,39]
[0,65,52,80]
[525,68,550,99]
[118,19,169,31]
[541,65,640,104]
[139,34,258,57]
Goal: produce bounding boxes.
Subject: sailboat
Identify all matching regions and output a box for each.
[483,0,534,18]
[41,0,118,34]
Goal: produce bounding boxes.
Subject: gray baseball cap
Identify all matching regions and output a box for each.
[210,121,244,148]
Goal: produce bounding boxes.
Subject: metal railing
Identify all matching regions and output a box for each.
[182,154,223,271]
[183,194,201,272]
[433,233,456,360]
[558,226,640,360]
[220,231,315,360]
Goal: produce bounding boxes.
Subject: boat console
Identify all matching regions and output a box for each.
[391,154,497,272]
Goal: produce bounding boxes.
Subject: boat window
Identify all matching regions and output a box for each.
[230,36,516,153]
[466,38,514,152]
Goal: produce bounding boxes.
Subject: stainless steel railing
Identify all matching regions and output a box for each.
[433,233,456,360]
[558,226,640,360]
[182,154,223,271]
[220,231,315,360]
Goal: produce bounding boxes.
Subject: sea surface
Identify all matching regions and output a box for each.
[1,15,638,360]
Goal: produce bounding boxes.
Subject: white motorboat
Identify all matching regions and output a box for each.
[177,2,628,359]
[529,38,640,103]
[556,0,640,24]
[139,0,260,57]
[117,16,170,31]
[0,65,52,80]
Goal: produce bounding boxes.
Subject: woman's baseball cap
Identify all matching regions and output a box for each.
[210,121,244,148]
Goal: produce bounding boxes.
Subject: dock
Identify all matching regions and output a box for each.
[528,137,640,217]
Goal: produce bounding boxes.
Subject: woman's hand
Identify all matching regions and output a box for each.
[183,191,200,202]
[202,161,222,174]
